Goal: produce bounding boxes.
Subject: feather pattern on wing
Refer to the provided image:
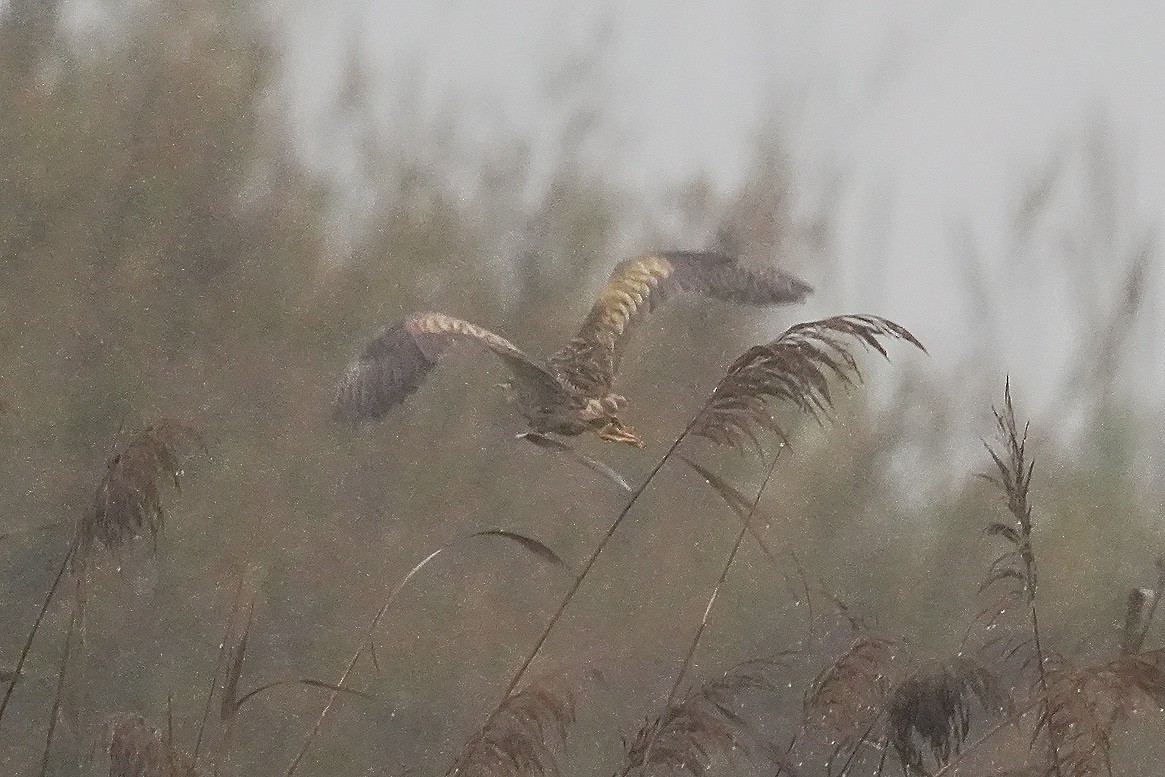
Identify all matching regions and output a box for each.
[547,251,812,396]
[335,312,564,423]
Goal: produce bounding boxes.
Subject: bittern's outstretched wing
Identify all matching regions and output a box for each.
[335,312,565,423]
[548,251,812,396]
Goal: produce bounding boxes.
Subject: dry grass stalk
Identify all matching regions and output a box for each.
[973,380,1063,776]
[933,559,1165,777]
[979,382,1035,591]
[0,536,75,729]
[184,578,253,775]
[682,456,815,624]
[623,449,788,777]
[37,606,78,777]
[621,658,786,777]
[1033,659,1124,777]
[633,317,923,777]
[447,674,575,777]
[219,601,255,722]
[108,714,200,777]
[518,432,631,492]
[77,420,205,562]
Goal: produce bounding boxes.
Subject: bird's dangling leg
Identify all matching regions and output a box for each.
[516,432,632,492]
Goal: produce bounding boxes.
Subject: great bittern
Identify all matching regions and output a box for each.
[334,251,811,446]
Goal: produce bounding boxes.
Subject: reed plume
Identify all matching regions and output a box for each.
[803,635,903,763]
[447,673,575,777]
[77,420,205,563]
[802,639,1008,775]
[620,658,787,777]
[690,315,924,453]
[886,656,1007,775]
[1023,567,1165,777]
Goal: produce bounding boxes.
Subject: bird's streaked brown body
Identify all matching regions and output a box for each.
[334,251,812,446]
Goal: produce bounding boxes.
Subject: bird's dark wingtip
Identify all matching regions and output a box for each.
[790,275,814,300]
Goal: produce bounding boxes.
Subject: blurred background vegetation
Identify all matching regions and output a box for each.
[0,1,1161,774]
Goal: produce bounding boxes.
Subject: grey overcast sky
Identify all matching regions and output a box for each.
[283,1,1165,411]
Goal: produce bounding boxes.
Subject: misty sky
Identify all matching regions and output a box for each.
[284,0,1165,413]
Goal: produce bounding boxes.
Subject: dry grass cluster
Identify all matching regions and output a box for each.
[78,421,205,561]
[621,657,786,777]
[448,674,575,777]
[108,716,199,777]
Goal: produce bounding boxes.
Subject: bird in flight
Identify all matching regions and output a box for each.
[335,251,811,447]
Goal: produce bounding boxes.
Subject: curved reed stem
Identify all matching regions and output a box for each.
[0,534,78,731]
[636,448,783,773]
[285,547,446,776]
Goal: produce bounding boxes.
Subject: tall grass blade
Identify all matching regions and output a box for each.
[471,530,569,569]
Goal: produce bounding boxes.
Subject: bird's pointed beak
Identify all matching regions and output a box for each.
[595,419,645,448]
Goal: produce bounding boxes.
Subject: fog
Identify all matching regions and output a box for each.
[286,0,1165,407]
